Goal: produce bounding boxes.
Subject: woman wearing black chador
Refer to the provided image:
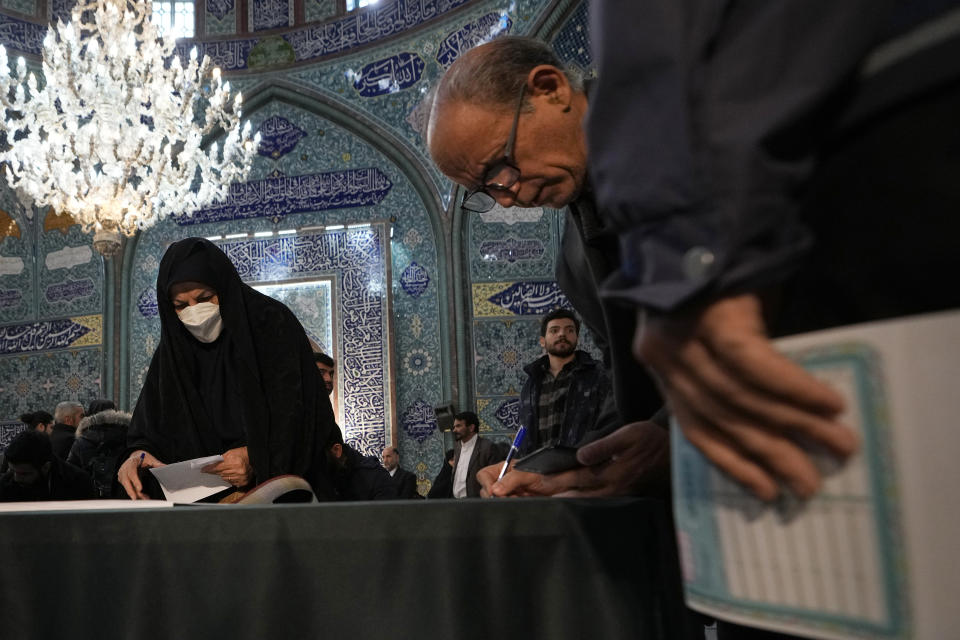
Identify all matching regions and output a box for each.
[118,237,337,501]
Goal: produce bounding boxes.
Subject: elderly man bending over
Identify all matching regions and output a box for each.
[428,36,669,497]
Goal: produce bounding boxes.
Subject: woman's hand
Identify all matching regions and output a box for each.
[117,450,165,500]
[202,446,253,487]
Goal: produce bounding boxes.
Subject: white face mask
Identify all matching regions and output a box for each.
[177,302,224,343]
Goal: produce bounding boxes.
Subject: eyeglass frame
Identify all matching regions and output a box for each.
[460,83,528,213]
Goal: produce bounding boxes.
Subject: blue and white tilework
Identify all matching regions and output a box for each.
[252,0,292,32]
[435,11,512,67]
[207,0,234,21]
[0,11,44,55]
[177,167,393,225]
[38,221,103,319]
[351,52,425,98]
[49,0,74,22]
[0,419,26,454]
[205,0,238,37]
[550,1,593,77]
[257,115,307,159]
[0,346,103,421]
[0,189,33,326]
[468,206,559,284]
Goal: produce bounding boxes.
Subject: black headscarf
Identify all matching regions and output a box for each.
[128,237,337,498]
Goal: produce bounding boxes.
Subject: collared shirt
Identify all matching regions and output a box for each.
[536,360,576,447]
[387,467,397,477]
[452,434,477,499]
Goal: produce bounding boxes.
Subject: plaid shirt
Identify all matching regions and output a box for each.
[535,360,577,447]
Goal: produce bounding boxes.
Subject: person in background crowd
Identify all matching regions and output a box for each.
[517,309,612,455]
[427,448,455,499]
[382,445,420,499]
[50,401,84,461]
[314,352,336,396]
[0,430,96,501]
[450,412,505,498]
[68,409,131,498]
[328,433,396,501]
[20,410,54,434]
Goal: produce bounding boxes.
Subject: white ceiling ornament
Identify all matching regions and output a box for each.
[0,0,260,255]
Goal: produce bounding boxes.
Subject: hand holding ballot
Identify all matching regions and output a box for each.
[201,446,252,488]
[117,450,165,500]
[117,447,249,501]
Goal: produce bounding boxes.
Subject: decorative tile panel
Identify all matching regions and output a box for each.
[50,0,74,22]
[400,398,437,444]
[39,219,103,318]
[469,207,558,282]
[0,193,32,325]
[472,281,571,318]
[493,397,520,430]
[351,52,425,97]
[0,13,45,55]
[435,11,512,67]
[136,287,159,317]
[472,318,542,397]
[0,347,103,420]
[252,0,292,31]
[550,1,592,76]
[176,168,393,225]
[0,315,101,355]
[0,420,26,453]
[173,40,255,72]
[44,277,95,303]
[284,0,473,63]
[399,261,429,298]
[257,116,307,159]
[478,237,544,263]
[207,0,234,21]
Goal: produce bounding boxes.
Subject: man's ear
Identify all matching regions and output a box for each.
[330,443,343,459]
[539,335,547,350]
[526,65,571,107]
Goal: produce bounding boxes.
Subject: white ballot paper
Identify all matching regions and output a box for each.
[149,455,231,503]
[673,309,960,640]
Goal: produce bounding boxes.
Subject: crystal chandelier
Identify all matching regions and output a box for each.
[0,0,260,256]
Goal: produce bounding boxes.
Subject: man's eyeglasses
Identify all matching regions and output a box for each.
[461,84,527,213]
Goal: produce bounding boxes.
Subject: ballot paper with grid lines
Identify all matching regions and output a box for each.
[672,310,960,640]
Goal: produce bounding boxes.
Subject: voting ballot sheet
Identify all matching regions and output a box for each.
[672,310,960,640]
[148,454,231,502]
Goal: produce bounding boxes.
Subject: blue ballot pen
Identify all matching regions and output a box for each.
[497,426,527,482]
[137,452,145,468]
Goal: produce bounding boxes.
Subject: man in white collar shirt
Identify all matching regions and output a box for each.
[450,412,504,499]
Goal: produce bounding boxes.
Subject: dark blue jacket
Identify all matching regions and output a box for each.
[518,350,613,454]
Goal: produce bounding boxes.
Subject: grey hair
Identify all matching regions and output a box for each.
[54,400,83,423]
[432,36,582,112]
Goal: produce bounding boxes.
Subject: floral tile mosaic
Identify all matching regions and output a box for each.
[0,347,102,420]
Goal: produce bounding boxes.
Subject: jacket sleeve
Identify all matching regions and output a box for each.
[587,0,895,312]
